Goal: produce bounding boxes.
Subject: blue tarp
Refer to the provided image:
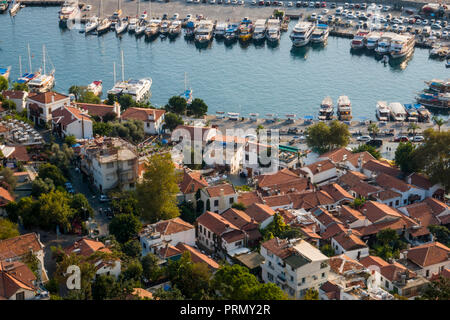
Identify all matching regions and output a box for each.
[186,21,195,28]
[304,116,313,120]
[404,104,412,110]
[162,139,168,144]
[414,104,422,109]
[72,143,81,148]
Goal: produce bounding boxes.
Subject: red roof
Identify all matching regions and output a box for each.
[28,91,68,104]
[245,203,275,224]
[0,187,14,205]
[0,261,36,299]
[178,170,208,194]
[121,107,165,122]
[174,243,220,270]
[237,191,264,207]
[0,233,43,260]
[204,183,235,198]
[65,238,112,257]
[362,159,401,177]
[196,211,240,235]
[76,102,117,118]
[52,106,91,126]
[1,90,27,100]
[406,242,450,267]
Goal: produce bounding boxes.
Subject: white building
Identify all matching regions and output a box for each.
[330,230,370,261]
[51,105,93,139]
[26,91,70,126]
[260,237,330,299]
[120,107,166,135]
[200,183,238,214]
[298,159,337,186]
[2,90,29,112]
[139,218,196,256]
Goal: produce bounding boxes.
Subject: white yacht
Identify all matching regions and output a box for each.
[214,22,228,38]
[28,45,55,93]
[388,102,407,121]
[252,19,267,41]
[59,1,80,27]
[376,101,390,121]
[195,20,214,44]
[87,80,103,96]
[351,31,368,49]
[108,78,152,102]
[160,20,171,35]
[115,18,129,35]
[390,34,415,59]
[265,19,281,43]
[337,96,352,121]
[365,32,381,50]
[318,97,333,120]
[168,20,182,37]
[375,33,396,55]
[145,19,161,38]
[311,24,329,44]
[128,18,139,33]
[85,16,99,33]
[97,18,112,35]
[290,21,315,47]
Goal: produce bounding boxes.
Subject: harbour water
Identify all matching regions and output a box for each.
[1,7,449,119]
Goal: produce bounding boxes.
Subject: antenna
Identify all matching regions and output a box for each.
[121,50,124,82]
[28,43,32,72]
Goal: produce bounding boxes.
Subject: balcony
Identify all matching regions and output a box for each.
[277,274,286,283]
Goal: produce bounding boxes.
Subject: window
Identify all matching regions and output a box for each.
[236,241,242,246]
[395,200,399,206]
[426,270,429,277]
[208,231,211,238]
[290,275,294,282]
[404,199,407,204]
[128,160,134,166]
[214,200,219,207]
[199,225,203,233]
[267,272,274,281]
[147,122,150,127]
[322,273,325,278]
[385,280,389,288]
[229,197,234,204]
[389,202,393,207]
[302,277,305,284]
[16,292,25,300]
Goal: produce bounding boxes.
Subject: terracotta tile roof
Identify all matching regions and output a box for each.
[179,170,209,194]
[8,145,30,162]
[0,233,43,260]
[408,173,434,190]
[261,237,293,259]
[0,125,8,133]
[350,181,383,198]
[259,178,309,196]
[362,159,401,177]
[313,208,341,228]
[152,217,194,236]
[300,159,336,175]
[76,102,117,118]
[380,262,416,283]
[121,107,165,123]
[0,187,14,205]
[346,151,376,168]
[320,183,354,203]
[238,191,264,207]
[52,106,91,127]
[175,243,220,270]
[245,203,275,224]
[65,238,112,257]
[210,135,247,144]
[375,173,412,193]
[0,261,36,299]
[355,216,417,237]
[374,189,402,201]
[338,170,368,185]
[28,91,68,104]
[424,197,449,217]
[439,214,450,225]
[299,226,322,240]
[359,255,390,269]
[221,208,254,229]
[196,211,240,235]
[262,194,293,208]
[221,229,246,243]
[257,168,300,188]
[321,222,347,240]
[336,205,366,225]
[131,288,153,300]
[360,201,403,223]
[2,90,27,100]
[329,254,365,275]
[401,202,441,227]
[158,244,182,259]
[204,183,235,198]
[332,231,367,251]
[320,148,353,163]
[290,190,335,211]
[406,242,450,268]
[430,268,450,281]
[320,281,341,300]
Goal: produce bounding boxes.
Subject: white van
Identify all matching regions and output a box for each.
[335,7,343,15]
[422,26,431,36]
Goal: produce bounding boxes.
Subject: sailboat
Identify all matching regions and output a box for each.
[96,0,111,35]
[180,72,193,105]
[134,1,147,37]
[85,16,99,33]
[28,45,55,93]
[9,0,20,16]
[0,0,10,13]
[17,44,41,84]
[0,66,10,80]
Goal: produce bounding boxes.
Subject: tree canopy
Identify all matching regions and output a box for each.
[109,214,142,244]
[306,120,351,154]
[0,218,20,240]
[164,112,184,132]
[352,144,381,159]
[166,96,187,115]
[135,153,181,223]
[188,98,208,118]
[394,141,418,174]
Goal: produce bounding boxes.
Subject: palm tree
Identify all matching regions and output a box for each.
[432,116,445,132]
[407,123,419,136]
[368,123,379,139]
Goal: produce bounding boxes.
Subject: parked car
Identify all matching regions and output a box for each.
[394,136,409,142]
[366,139,383,148]
[412,135,424,142]
[99,194,111,202]
[357,135,371,141]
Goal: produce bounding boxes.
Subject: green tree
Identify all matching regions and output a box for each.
[92,274,120,300]
[350,197,366,209]
[64,135,77,146]
[0,76,8,91]
[179,201,197,224]
[93,121,113,136]
[38,163,67,187]
[69,85,83,101]
[428,225,450,246]
[231,202,247,210]
[306,120,350,154]
[164,112,184,132]
[12,82,29,92]
[320,244,335,257]
[395,141,418,174]
[212,264,286,300]
[136,153,181,223]
[368,123,379,139]
[111,119,145,143]
[121,259,143,284]
[122,239,142,259]
[432,116,445,132]
[109,214,142,243]
[31,177,55,197]
[38,190,75,232]
[1,99,16,111]
[111,191,139,216]
[6,196,37,227]
[352,144,381,159]
[0,167,17,191]
[304,288,319,300]
[142,253,163,283]
[407,122,420,136]
[154,286,185,300]
[188,98,208,118]
[166,96,187,115]
[102,111,117,122]
[80,91,101,104]
[118,94,135,111]
[421,276,450,300]
[70,193,94,221]
[0,218,20,240]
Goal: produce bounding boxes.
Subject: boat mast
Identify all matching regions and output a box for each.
[28,43,32,72]
[113,62,116,84]
[184,72,186,92]
[137,0,139,17]
[121,50,124,82]
[19,55,22,75]
[43,44,46,75]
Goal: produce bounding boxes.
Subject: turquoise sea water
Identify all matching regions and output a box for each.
[1,7,448,120]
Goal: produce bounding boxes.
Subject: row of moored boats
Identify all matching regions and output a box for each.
[351,31,416,59]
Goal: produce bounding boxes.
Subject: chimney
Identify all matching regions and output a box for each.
[51,93,55,103]
[346,229,352,237]
[363,209,367,216]
[114,101,121,117]
[317,163,322,172]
